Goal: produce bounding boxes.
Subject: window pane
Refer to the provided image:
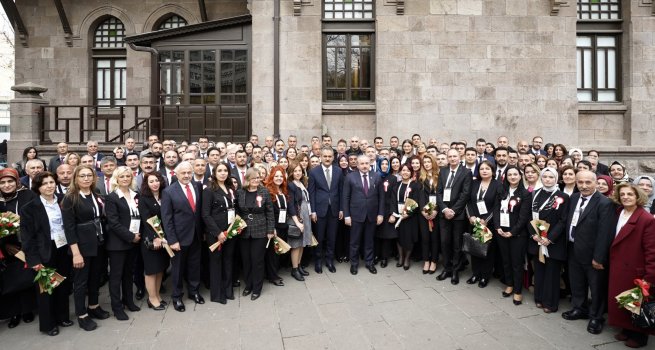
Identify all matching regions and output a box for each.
[583,50,592,88]
[94,17,126,48]
[576,50,582,88]
[235,63,247,93]
[221,50,234,61]
[577,91,592,101]
[160,51,171,63]
[235,50,247,61]
[221,63,233,94]
[173,51,184,62]
[203,50,216,61]
[607,50,616,88]
[190,96,202,104]
[190,51,201,62]
[597,50,606,89]
[204,64,215,93]
[577,36,591,46]
[597,91,616,101]
[115,59,126,68]
[189,63,202,93]
[158,15,188,30]
[97,60,111,68]
[597,36,615,47]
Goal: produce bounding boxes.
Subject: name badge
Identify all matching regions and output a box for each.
[532,211,539,221]
[443,189,452,202]
[397,204,405,215]
[571,209,580,227]
[129,217,140,234]
[54,230,67,248]
[278,209,287,224]
[476,200,488,215]
[500,213,510,227]
[227,209,235,224]
[429,195,437,205]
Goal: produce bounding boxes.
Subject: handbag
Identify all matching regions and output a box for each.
[631,300,655,329]
[0,259,36,296]
[287,217,302,239]
[462,232,490,258]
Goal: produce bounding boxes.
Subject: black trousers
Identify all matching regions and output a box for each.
[132,245,145,291]
[471,241,495,280]
[533,257,563,310]
[496,235,527,293]
[170,236,201,300]
[209,238,235,302]
[335,221,349,259]
[200,237,210,288]
[439,218,467,272]
[349,220,375,267]
[568,244,607,320]
[374,238,394,260]
[240,237,267,294]
[72,255,101,316]
[108,248,136,311]
[419,217,440,262]
[37,242,72,331]
[314,212,338,266]
[265,228,285,281]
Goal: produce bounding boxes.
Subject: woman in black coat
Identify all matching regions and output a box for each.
[202,163,237,304]
[263,165,288,286]
[528,167,569,314]
[493,166,531,305]
[375,158,397,268]
[62,165,109,331]
[104,166,141,321]
[21,172,73,336]
[389,164,421,270]
[465,160,501,288]
[0,167,37,329]
[417,155,440,274]
[138,171,169,310]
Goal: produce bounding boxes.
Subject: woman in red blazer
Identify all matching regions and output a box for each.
[608,183,655,348]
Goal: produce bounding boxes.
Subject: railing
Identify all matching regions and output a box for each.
[38,104,251,145]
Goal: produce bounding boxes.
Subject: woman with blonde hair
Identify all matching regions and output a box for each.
[523,163,542,193]
[65,152,81,167]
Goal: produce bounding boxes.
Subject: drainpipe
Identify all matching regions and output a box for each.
[273,0,280,137]
[128,43,160,136]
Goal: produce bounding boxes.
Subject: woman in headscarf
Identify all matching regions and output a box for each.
[596,175,614,197]
[375,157,397,268]
[528,167,569,314]
[568,148,583,166]
[610,161,632,185]
[633,175,655,213]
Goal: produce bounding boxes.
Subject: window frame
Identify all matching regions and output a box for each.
[576,34,621,103]
[322,33,375,103]
[157,15,188,31]
[92,16,128,107]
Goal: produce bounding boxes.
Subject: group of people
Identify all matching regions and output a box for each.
[1,133,654,348]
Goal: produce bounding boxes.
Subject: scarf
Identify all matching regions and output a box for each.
[540,167,559,192]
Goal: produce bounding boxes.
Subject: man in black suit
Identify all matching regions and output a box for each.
[436,149,472,285]
[49,142,68,172]
[530,136,547,156]
[21,159,44,189]
[204,147,221,183]
[561,170,615,334]
[95,157,117,197]
[309,146,343,273]
[159,150,179,186]
[493,147,509,181]
[230,150,249,188]
[55,164,73,195]
[161,161,205,311]
[86,141,105,172]
[342,155,384,275]
[150,142,164,171]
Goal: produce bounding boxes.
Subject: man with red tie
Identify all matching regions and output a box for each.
[159,150,179,186]
[230,150,249,188]
[161,161,204,312]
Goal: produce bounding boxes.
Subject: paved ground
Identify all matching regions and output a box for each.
[0,261,635,350]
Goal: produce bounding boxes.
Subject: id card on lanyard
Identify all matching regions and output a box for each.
[277,194,287,224]
[224,195,235,224]
[500,197,510,227]
[128,201,140,233]
[397,181,412,214]
[532,189,555,221]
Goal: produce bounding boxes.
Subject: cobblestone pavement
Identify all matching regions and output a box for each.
[0,261,631,350]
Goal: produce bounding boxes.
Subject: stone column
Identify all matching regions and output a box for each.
[8,82,49,165]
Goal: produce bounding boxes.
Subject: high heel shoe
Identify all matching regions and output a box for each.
[147,300,165,311]
[513,294,523,306]
[502,288,513,298]
[428,263,437,274]
[7,315,20,328]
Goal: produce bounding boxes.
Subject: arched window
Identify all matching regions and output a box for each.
[92,16,127,107]
[158,15,188,30]
[94,16,126,48]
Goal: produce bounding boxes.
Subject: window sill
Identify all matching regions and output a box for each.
[578,102,627,114]
[322,102,376,115]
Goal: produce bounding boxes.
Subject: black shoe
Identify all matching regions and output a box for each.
[396,261,403,268]
[562,309,589,321]
[269,279,284,286]
[478,278,489,288]
[147,300,165,311]
[326,265,336,273]
[77,316,97,331]
[502,289,513,298]
[242,289,252,297]
[114,309,129,321]
[513,294,523,306]
[172,300,185,312]
[367,265,377,274]
[466,276,479,285]
[233,280,241,288]
[7,315,20,328]
[123,302,141,312]
[87,306,110,320]
[451,272,459,285]
[190,294,205,304]
[437,271,452,281]
[350,265,358,275]
[22,312,34,323]
[160,300,168,306]
[336,257,343,263]
[343,257,349,263]
[291,268,305,281]
[226,295,235,300]
[214,298,227,305]
[380,259,388,268]
[587,319,604,335]
[57,320,74,327]
[315,265,323,274]
[298,266,310,276]
[135,289,145,300]
[251,293,260,301]
[44,326,59,336]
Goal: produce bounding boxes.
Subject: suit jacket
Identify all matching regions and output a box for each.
[466,179,501,227]
[161,181,203,247]
[159,166,178,186]
[527,189,569,261]
[530,149,547,156]
[20,175,30,190]
[104,190,140,251]
[91,152,105,171]
[342,171,385,223]
[138,195,161,242]
[437,166,472,220]
[308,164,342,218]
[62,192,105,257]
[49,155,65,172]
[287,181,303,218]
[235,186,275,239]
[20,194,64,266]
[231,166,249,189]
[201,186,235,241]
[596,162,610,176]
[96,174,112,196]
[493,186,531,237]
[565,191,616,265]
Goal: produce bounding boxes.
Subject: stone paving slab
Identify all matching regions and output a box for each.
[0,260,632,349]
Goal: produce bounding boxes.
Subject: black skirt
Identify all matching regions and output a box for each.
[140,242,170,275]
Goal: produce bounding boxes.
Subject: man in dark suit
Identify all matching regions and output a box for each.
[21,159,45,189]
[135,153,156,190]
[436,149,472,285]
[309,146,343,274]
[530,136,547,156]
[161,161,205,311]
[474,138,495,166]
[204,147,221,184]
[561,170,615,334]
[342,155,384,275]
[95,157,117,197]
[158,150,179,186]
[230,150,249,189]
[54,164,74,195]
[49,142,69,172]
[86,141,105,172]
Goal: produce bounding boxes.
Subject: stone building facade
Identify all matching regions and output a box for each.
[7,0,655,171]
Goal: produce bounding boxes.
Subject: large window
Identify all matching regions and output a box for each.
[159,50,185,105]
[576,0,621,102]
[158,15,188,30]
[93,17,127,107]
[322,0,375,103]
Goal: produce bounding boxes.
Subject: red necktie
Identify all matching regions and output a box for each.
[105,178,110,194]
[170,170,175,177]
[185,184,196,212]
[241,171,245,184]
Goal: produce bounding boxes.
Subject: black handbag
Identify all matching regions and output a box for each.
[631,300,655,329]
[287,217,302,239]
[462,232,490,258]
[0,259,36,296]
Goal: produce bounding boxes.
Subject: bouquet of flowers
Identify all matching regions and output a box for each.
[270,236,291,255]
[310,234,319,247]
[0,211,20,239]
[209,215,247,252]
[395,198,419,229]
[423,202,437,231]
[33,264,66,295]
[472,218,493,243]
[146,216,175,257]
[616,279,651,314]
[530,219,551,263]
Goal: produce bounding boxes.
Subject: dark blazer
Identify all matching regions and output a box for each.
[308,164,343,217]
[20,194,64,266]
[287,181,303,218]
[389,180,421,216]
[527,189,569,261]
[235,186,275,239]
[104,191,140,251]
[342,171,385,223]
[596,162,610,176]
[230,167,248,189]
[437,166,473,220]
[96,174,112,196]
[20,175,30,190]
[202,186,235,241]
[466,179,501,226]
[161,181,203,247]
[49,155,65,172]
[565,191,616,265]
[493,186,531,237]
[139,195,161,241]
[531,149,547,156]
[159,166,178,186]
[62,193,104,257]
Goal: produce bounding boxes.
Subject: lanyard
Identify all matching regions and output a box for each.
[81,192,100,218]
[277,193,287,209]
[532,188,556,213]
[397,180,412,203]
[477,185,487,201]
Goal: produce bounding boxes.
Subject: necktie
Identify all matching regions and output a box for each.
[105,177,110,194]
[241,171,245,184]
[479,156,483,163]
[60,156,64,163]
[185,184,196,212]
[325,167,331,189]
[497,170,502,180]
[579,197,588,215]
[570,197,588,241]
[170,170,175,178]
[446,171,455,188]
[363,174,369,196]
